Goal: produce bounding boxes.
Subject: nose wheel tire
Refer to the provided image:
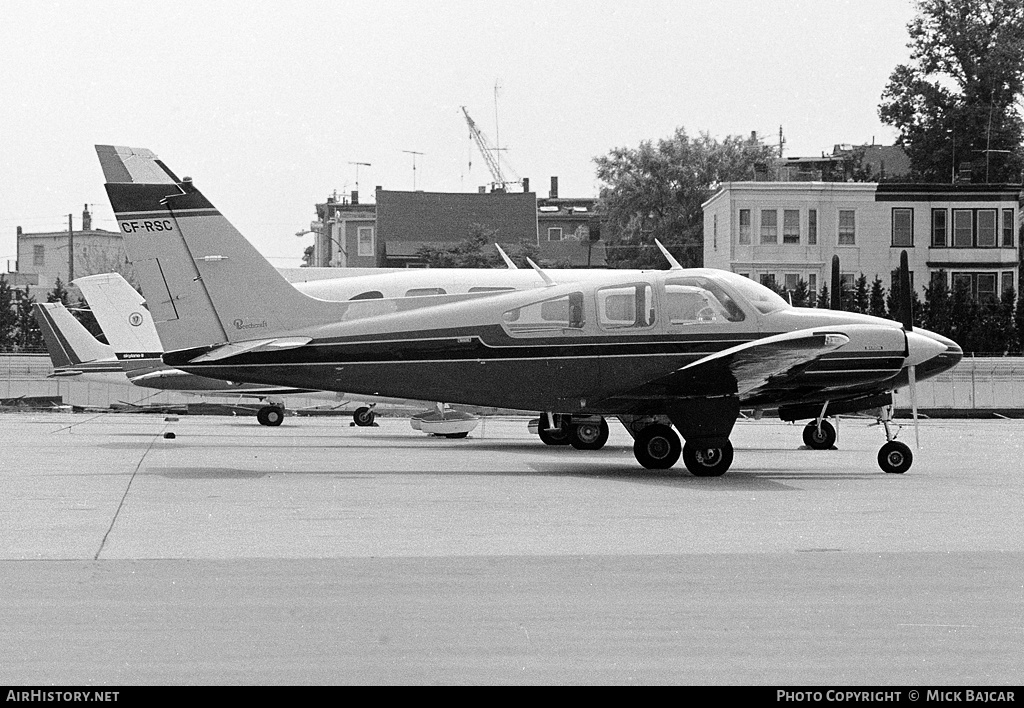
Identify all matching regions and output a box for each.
[802,420,837,449]
[353,406,376,427]
[257,406,284,427]
[633,424,682,469]
[682,441,734,477]
[878,440,913,474]
[569,419,609,450]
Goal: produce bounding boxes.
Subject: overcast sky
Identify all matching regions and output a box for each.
[0,0,916,269]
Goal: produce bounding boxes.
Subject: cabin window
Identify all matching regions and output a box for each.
[405,287,446,297]
[597,284,654,330]
[349,290,384,300]
[502,292,584,335]
[665,276,745,322]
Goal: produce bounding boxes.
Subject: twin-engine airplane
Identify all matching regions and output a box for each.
[97,144,962,475]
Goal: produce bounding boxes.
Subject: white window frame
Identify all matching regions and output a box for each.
[357,227,375,257]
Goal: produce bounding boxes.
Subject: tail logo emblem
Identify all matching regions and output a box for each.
[128,312,144,327]
[234,319,268,330]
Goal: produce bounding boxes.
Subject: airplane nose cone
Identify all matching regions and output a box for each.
[904,330,948,367]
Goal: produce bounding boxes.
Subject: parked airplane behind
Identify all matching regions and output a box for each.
[97,145,962,475]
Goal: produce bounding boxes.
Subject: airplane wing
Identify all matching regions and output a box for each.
[605,329,851,403]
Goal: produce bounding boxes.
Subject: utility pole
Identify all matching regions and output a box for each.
[402,150,424,190]
[67,213,74,284]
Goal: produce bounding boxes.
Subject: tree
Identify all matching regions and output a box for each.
[594,128,779,268]
[301,245,315,268]
[878,0,1024,182]
[853,274,870,314]
[923,273,952,335]
[416,224,538,269]
[791,279,810,307]
[14,287,41,350]
[816,284,830,309]
[47,278,70,306]
[0,276,16,349]
[869,276,888,318]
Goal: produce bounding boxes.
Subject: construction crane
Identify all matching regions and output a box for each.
[461,106,521,192]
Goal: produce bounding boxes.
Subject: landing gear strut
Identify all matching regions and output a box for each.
[876,405,912,474]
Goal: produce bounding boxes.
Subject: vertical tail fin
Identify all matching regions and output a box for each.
[73,273,163,356]
[97,145,351,355]
[32,302,114,369]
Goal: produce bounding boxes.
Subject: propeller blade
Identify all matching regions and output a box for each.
[909,363,919,449]
[899,250,913,331]
[830,255,841,310]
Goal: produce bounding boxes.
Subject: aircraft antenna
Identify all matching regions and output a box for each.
[525,258,556,286]
[494,243,519,269]
[654,239,683,270]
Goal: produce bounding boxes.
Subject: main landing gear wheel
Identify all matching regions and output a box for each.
[570,419,609,451]
[682,441,734,477]
[802,420,837,450]
[257,406,284,427]
[353,406,376,427]
[877,441,912,474]
[538,416,571,446]
[633,424,681,470]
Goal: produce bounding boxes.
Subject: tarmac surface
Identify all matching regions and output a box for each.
[0,412,1022,685]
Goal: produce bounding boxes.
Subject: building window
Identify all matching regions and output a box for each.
[1002,209,1015,247]
[759,273,776,288]
[931,209,947,247]
[977,209,996,247]
[783,273,799,292]
[953,209,973,247]
[951,271,998,302]
[33,244,44,266]
[738,272,751,279]
[808,273,817,294]
[738,209,751,245]
[760,210,777,244]
[547,227,563,242]
[1001,270,1015,296]
[892,208,913,247]
[930,270,947,291]
[838,210,856,245]
[357,227,374,257]
[808,209,817,245]
[782,210,800,244]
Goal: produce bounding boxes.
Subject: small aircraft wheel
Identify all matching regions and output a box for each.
[633,424,681,470]
[802,420,837,450]
[682,440,734,477]
[353,406,375,427]
[877,440,913,474]
[538,415,571,446]
[569,418,609,451]
[257,406,284,427]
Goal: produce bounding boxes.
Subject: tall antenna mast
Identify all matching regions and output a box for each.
[494,78,502,160]
[348,161,371,194]
[401,150,424,190]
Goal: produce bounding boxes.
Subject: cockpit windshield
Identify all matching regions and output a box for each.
[712,271,790,315]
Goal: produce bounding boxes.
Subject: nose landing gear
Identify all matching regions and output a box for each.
[876,405,913,474]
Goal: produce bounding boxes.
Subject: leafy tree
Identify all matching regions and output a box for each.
[1015,288,1024,355]
[948,278,979,349]
[71,296,104,341]
[869,276,888,318]
[878,0,1024,182]
[416,224,538,269]
[594,128,778,268]
[301,244,315,268]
